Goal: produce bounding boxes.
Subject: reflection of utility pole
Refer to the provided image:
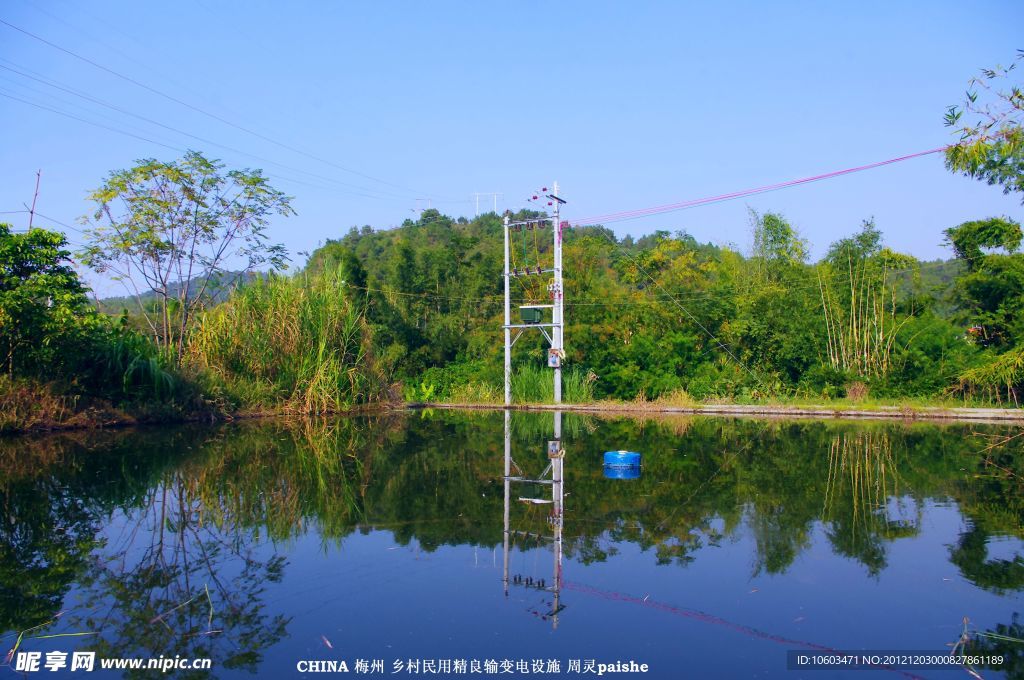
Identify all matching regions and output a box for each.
[551,410,563,628]
[503,409,511,596]
[502,409,566,629]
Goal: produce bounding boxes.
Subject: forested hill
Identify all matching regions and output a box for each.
[97,271,261,314]
[301,209,999,402]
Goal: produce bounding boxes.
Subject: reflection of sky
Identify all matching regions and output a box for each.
[982,536,1024,563]
[63,498,1018,678]
[6,413,1024,679]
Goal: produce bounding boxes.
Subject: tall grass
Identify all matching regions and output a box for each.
[510,364,595,404]
[187,269,386,413]
[91,331,179,401]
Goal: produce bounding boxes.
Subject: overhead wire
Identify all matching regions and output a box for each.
[18,0,246,119]
[572,147,950,226]
[0,18,973,340]
[0,87,436,204]
[0,17,456,201]
[0,89,187,153]
[0,59,429,201]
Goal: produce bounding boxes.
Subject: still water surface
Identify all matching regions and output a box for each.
[2,410,1023,678]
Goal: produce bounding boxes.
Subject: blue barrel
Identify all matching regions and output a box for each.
[603,465,641,480]
[603,450,641,468]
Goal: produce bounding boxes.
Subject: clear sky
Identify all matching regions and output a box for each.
[1,0,1021,294]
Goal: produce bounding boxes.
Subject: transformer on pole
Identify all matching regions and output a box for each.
[503,182,565,407]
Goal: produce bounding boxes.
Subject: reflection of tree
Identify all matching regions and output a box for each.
[0,471,99,632]
[4,409,1024,664]
[821,431,916,576]
[749,505,811,575]
[71,477,288,677]
[951,522,1024,593]
[0,429,183,636]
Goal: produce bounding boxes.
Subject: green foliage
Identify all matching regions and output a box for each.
[299,209,992,405]
[0,224,195,429]
[187,268,386,412]
[945,217,1022,266]
[80,151,294,364]
[956,346,1024,404]
[0,224,94,376]
[750,209,807,270]
[945,51,1024,201]
[943,56,1024,405]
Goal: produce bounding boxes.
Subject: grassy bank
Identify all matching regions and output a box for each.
[0,252,391,434]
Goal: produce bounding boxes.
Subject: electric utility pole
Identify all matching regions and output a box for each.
[503,182,565,407]
[473,192,503,217]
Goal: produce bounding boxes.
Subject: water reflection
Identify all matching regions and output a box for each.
[502,410,566,628]
[2,413,1024,676]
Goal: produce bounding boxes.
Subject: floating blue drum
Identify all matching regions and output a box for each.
[603,450,641,469]
[603,465,641,480]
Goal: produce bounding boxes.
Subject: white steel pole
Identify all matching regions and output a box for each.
[552,181,562,405]
[504,213,512,406]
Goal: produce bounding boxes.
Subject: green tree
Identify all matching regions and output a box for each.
[0,224,95,376]
[944,218,1024,349]
[944,55,1024,403]
[750,209,807,277]
[80,151,294,364]
[944,51,1024,201]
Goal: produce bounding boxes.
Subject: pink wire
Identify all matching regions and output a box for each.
[572,146,949,226]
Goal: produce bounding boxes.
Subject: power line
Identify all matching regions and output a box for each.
[0,17,452,200]
[0,89,187,153]
[0,60,419,201]
[572,147,950,226]
[19,0,245,119]
[0,88,423,201]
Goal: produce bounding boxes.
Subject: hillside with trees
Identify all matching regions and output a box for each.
[301,208,1017,404]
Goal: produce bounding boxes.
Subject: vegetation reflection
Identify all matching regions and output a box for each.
[1,411,1022,671]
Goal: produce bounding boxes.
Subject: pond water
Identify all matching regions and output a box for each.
[2,410,1023,678]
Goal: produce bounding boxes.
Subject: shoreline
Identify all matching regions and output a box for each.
[5,399,1022,436]
[415,401,1024,424]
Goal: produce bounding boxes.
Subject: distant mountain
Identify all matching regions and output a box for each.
[94,270,261,313]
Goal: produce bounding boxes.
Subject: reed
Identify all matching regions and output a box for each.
[510,364,595,404]
[186,268,387,413]
[92,331,178,400]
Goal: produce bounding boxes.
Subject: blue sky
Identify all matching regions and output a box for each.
[1,0,1021,293]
